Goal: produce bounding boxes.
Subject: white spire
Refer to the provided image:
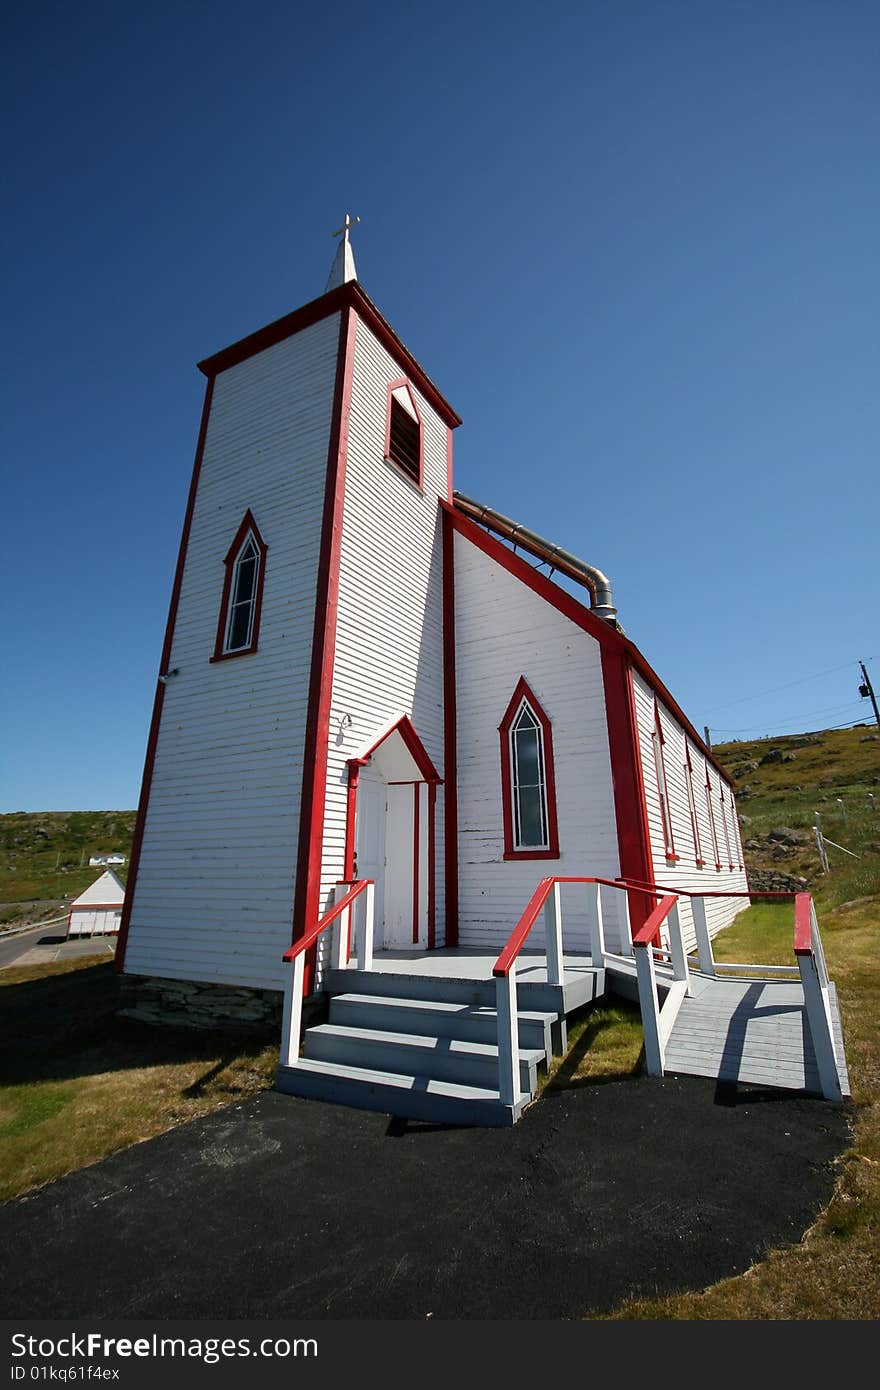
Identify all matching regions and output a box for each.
[325,212,360,291]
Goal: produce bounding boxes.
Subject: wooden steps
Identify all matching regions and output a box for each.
[275,967,575,1126]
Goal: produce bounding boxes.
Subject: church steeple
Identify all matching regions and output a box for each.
[325,212,360,291]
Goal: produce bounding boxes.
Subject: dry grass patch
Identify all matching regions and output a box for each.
[0,955,277,1203]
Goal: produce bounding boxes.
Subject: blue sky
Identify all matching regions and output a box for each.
[2,0,878,812]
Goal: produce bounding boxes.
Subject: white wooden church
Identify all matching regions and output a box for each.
[116,222,768,1124]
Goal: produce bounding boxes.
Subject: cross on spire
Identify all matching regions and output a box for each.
[325,212,360,291]
[333,212,360,245]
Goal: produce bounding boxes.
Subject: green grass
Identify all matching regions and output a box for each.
[0,955,277,1204]
[0,1083,77,1141]
[708,899,795,967]
[0,810,135,909]
[542,1000,644,1091]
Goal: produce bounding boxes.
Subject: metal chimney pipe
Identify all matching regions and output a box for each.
[452,491,619,626]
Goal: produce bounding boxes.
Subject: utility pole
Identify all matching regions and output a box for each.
[703,725,712,749]
[858,661,880,732]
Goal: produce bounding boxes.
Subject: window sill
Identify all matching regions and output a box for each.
[210,646,258,663]
[664,852,680,864]
[695,859,707,868]
[384,455,424,494]
[503,849,561,861]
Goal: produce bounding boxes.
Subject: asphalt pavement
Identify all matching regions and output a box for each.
[0,1074,850,1319]
[0,924,116,970]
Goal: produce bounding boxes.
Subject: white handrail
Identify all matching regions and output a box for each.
[280,879,375,1067]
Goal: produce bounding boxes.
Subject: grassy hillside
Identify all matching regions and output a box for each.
[0,811,135,926]
[713,723,880,903]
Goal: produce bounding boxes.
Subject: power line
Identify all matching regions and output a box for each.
[713,698,867,736]
[703,657,875,716]
[715,715,873,740]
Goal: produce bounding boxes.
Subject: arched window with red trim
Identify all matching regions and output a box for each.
[498,677,560,860]
[685,744,705,867]
[730,791,744,870]
[384,379,424,488]
[652,700,678,862]
[211,510,268,662]
[720,786,735,870]
[705,764,722,870]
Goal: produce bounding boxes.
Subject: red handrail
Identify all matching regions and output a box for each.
[617,875,818,961]
[492,874,645,978]
[282,880,373,963]
[615,875,799,901]
[793,892,814,954]
[493,878,554,977]
[631,895,678,947]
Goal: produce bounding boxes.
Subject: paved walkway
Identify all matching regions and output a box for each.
[0,1077,849,1319]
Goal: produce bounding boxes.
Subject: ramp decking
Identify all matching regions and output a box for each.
[662,974,850,1096]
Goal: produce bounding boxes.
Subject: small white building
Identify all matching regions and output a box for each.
[67,870,126,937]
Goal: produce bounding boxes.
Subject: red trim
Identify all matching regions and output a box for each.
[290,307,358,991]
[427,782,436,950]
[599,649,655,937]
[728,795,739,867]
[494,872,761,977]
[355,714,443,784]
[442,509,459,947]
[632,895,678,948]
[412,785,420,944]
[684,744,704,867]
[441,500,733,785]
[652,699,677,862]
[384,378,424,491]
[793,893,814,954]
[344,760,360,880]
[720,785,734,871]
[283,879,372,962]
[70,903,124,911]
[446,426,454,502]
[198,281,462,430]
[115,376,215,972]
[705,764,722,871]
[498,676,560,860]
[493,876,554,976]
[210,508,268,662]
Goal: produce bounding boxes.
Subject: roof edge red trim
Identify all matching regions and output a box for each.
[442,499,732,784]
[198,281,462,429]
[357,714,443,785]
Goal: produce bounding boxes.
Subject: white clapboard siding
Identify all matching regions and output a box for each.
[321,316,448,938]
[124,313,341,990]
[453,531,625,954]
[68,909,121,937]
[630,670,749,949]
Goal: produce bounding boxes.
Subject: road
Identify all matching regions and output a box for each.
[0,922,116,969]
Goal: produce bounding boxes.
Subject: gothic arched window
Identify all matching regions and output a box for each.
[498,677,560,860]
[212,510,268,661]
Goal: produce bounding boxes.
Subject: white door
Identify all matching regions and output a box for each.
[355,768,386,939]
[384,784,416,948]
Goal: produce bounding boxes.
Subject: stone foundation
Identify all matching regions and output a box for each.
[119,974,287,1032]
[746,867,810,894]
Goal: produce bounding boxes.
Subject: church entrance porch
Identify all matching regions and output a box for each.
[345,715,441,952]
